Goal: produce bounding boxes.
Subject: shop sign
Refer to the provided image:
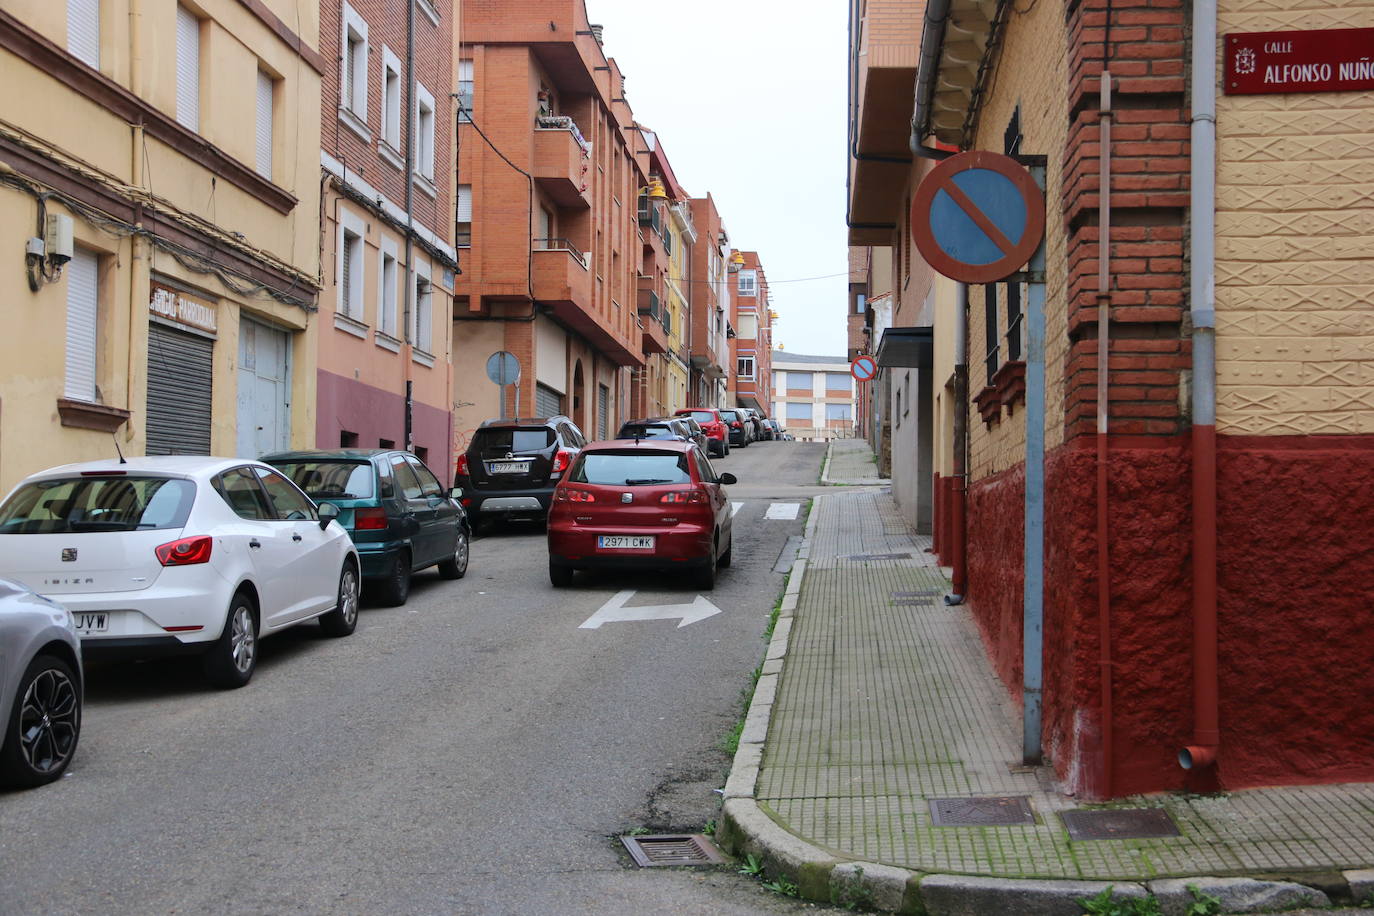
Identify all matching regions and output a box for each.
[1225,28,1374,95]
[149,282,217,333]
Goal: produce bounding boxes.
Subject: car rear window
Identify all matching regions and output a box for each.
[570,452,692,486]
[473,428,555,454]
[270,460,375,500]
[720,410,740,421]
[684,411,715,423]
[0,475,195,534]
[618,425,676,440]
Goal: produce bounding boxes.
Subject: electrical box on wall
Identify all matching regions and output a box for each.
[45,214,74,266]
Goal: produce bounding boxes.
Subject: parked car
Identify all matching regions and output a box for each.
[455,416,586,530]
[768,419,785,440]
[0,577,82,788]
[0,457,360,689]
[616,417,708,453]
[752,411,775,441]
[674,416,711,453]
[263,449,469,606]
[547,440,736,590]
[740,408,767,442]
[674,408,730,458]
[719,408,752,448]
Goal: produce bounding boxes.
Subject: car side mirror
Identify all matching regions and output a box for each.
[318,502,340,530]
[718,472,737,485]
[450,486,464,499]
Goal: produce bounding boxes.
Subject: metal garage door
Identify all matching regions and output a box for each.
[535,383,563,419]
[146,321,213,455]
[597,384,609,439]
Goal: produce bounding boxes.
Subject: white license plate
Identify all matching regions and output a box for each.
[73,612,108,633]
[488,461,531,474]
[597,535,655,550]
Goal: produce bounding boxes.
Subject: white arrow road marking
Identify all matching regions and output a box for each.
[765,502,800,520]
[731,501,743,517]
[579,590,723,629]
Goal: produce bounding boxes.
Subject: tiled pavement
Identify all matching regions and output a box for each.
[746,475,1374,886]
[822,438,888,485]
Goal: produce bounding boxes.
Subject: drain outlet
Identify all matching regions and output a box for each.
[620,833,727,867]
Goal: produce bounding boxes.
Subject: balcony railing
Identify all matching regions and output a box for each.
[638,289,661,320]
[535,115,591,154]
[532,238,587,269]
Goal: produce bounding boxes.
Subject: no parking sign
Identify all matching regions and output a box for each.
[851,355,877,382]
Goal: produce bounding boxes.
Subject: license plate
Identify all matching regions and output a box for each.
[73,612,108,633]
[488,461,531,474]
[597,535,655,550]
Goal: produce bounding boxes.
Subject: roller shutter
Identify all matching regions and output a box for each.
[146,322,213,455]
[597,384,609,439]
[534,383,562,419]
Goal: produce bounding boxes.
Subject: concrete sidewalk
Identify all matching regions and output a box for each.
[718,480,1374,914]
[821,438,889,486]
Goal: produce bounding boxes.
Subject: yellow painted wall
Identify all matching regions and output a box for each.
[1214,0,1374,435]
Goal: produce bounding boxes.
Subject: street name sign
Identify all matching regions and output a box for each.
[1225,28,1374,94]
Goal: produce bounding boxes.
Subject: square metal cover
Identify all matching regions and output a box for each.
[620,834,727,867]
[930,796,1036,826]
[1061,807,1181,840]
[846,552,913,561]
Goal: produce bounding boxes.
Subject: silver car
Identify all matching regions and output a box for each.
[0,577,82,788]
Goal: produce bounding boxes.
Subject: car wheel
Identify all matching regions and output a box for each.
[719,533,733,569]
[320,562,360,637]
[693,537,718,591]
[376,550,411,606]
[437,526,470,579]
[0,653,81,789]
[549,561,573,588]
[203,592,258,689]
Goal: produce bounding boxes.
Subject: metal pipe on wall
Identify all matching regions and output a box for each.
[1022,161,1048,765]
[947,282,968,604]
[1096,71,1116,795]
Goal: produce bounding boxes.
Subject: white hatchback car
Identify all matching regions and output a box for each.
[0,457,361,688]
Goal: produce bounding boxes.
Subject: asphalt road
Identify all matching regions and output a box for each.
[0,439,841,915]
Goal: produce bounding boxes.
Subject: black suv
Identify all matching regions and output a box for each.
[719,408,751,447]
[455,416,586,530]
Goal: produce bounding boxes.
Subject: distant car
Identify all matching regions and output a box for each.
[616,417,708,453]
[0,577,82,788]
[719,408,751,448]
[766,419,784,440]
[740,408,767,442]
[263,449,470,606]
[674,408,730,458]
[455,416,587,530]
[0,457,360,689]
[547,439,737,590]
[753,413,775,441]
[674,416,711,453]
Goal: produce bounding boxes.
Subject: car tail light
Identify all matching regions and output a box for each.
[556,488,595,502]
[455,454,470,477]
[731,421,742,428]
[155,536,213,566]
[660,490,706,504]
[354,507,388,530]
[552,449,574,474]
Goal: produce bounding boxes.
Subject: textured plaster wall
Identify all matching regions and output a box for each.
[1215,0,1374,435]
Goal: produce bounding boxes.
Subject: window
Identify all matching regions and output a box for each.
[389,455,423,499]
[412,261,432,353]
[255,69,274,180]
[825,372,851,391]
[854,293,866,315]
[984,283,1000,381]
[456,185,472,246]
[786,401,811,421]
[64,247,99,403]
[457,60,474,123]
[406,456,443,497]
[377,239,398,338]
[340,2,368,124]
[339,222,364,322]
[67,0,99,68]
[826,403,853,421]
[737,313,757,339]
[214,468,272,520]
[787,371,814,391]
[254,467,316,521]
[381,48,402,151]
[737,269,757,296]
[175,5,200,131]
[737,356,755,380]
[414,82,436,183]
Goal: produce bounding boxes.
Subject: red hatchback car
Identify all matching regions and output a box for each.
[674,408,730,459]
[547,440,736,589]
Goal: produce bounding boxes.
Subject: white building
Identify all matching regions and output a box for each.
[771,350,855,441]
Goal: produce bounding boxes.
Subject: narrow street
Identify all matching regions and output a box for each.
[0,441,839,915]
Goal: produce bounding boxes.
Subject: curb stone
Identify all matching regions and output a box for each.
[1149,877,1330,915]
[1346,869,1374,903]
[921,876,1149,916]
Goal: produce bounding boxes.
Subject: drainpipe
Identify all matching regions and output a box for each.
[1096,72,1116,795]
[403,0,416,452]
[1181,0,1220,774]
[1023,160,1048,765]
[946,282,968,604]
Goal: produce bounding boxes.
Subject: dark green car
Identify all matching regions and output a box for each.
[262,449,470,606]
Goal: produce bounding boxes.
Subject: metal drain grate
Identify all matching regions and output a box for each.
[930,796,1036,826]
[1061,808,1180,840]
[846,552,913,561]
[620,834,727,867]
[891,589,942,606]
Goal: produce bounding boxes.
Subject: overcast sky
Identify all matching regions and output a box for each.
[584,0,850,358]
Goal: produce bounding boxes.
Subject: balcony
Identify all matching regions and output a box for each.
[534,118,591,209]
[532,239,591,306]
[637,286,668,354]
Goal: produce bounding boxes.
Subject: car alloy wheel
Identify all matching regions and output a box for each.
[438,527,469,579]
[14,658,80,784]
[321,563,360,637]
[204,593,259,689]
[228,604,256,674]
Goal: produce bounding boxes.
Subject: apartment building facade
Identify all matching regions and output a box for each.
[687,195,733,409]
[0,0,322,490]
[453,3,647,446]
[729,251,774,418]
[771,351,856,441]
[316,0,460,470]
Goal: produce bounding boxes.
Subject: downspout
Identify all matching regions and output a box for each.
[946,282,968,604]
[1181,0,1220,773]
[909,0,957,161]
[127,0,145,443]
[1023,159,1048,765]
[1097,71,1116,795]
[403,0,416,452]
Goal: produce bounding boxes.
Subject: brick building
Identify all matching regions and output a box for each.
[452,3,649,445]
[770,351,856,441]
[728,251,774,419]
[687,195,734,409]
[317,0,459,469]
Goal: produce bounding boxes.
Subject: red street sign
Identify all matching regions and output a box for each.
[851,355,877,382]
[910,151,1045,285]
[1225,28,1374,95]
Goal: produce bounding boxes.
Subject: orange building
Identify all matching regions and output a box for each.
[687,195,733,408]
[729,251,774,420]
[453,4,649,446]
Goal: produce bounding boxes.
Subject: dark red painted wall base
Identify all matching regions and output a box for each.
[964,433,1374,799]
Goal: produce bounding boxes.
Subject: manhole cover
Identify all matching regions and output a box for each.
[930,796,1036,826]
[1061,808,1180,840]
[620,834,727,867]
[846,552,912,561]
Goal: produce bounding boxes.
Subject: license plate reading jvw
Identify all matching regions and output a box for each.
[488,461,531,474]
[598,535,654,550]
[73,612,108,633]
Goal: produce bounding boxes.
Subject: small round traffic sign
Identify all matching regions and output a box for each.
[910,151,1045,284]
[485,351,521,386]
[851,355,877,382]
